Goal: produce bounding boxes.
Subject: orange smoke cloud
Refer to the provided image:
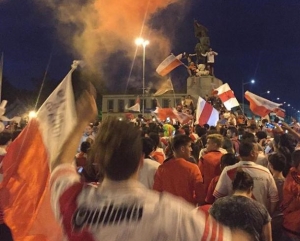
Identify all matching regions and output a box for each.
[39,0,186,76]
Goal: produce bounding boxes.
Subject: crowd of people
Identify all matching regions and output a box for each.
[1,90,300,241]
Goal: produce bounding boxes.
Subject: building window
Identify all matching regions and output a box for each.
[175,98,181,105]
[108,99,114,112]
[118,99,125,112]
[129,99,135,107]
[162,99,169,108]
[151,99,158,109]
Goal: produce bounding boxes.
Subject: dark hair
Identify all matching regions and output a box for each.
[274,117,280,123]
[221,153,238,168]
[262,119,268,124]
[0,132,12,145]
[268,153,286,172]
[232,169,254,192]
[171,134,192,152]
[222,138,234,153]
[241,132,256,143]
[203,124,210,129]
[195,125,207,137]
[148,132,160,149]
[142,137,155,157]
[292,150,300,168]
[239,141,255,157]
[228,127,238,136]
[255,131,267,141]
[90,117,142,181]
[80,141,91,153]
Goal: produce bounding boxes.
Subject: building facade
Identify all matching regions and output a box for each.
[102,76,223,119]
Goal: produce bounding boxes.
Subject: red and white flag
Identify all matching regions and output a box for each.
[245,91,281,117]
[274,108,286,118]
[156,54,183,76]
[125,96,140,112]
[214,83,239,110]
[155,107,192,124]
[1,61,81,241]
[195,96,219,126]
[153,78,174,96]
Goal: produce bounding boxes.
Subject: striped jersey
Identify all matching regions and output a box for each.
[50,163,232,241]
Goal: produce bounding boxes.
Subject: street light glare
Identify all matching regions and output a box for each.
[251,79,255,84]
[277,97,280,100]
[135,38,143,45]
[267,90,270,94]
[29,110,37,119]
[135,38,149,47]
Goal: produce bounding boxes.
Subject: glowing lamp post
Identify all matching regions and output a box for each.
[242,79,255,113]
[135,38,149,116]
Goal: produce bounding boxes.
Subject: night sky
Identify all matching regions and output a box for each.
[1,0,300,114]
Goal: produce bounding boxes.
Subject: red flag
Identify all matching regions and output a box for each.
[195,97,219,126]
[245,91,281,117]
[274,108,286,118]
[1,62,80,241]
[155,108,192,124]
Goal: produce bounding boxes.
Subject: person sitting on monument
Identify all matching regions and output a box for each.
[188,62,197,76]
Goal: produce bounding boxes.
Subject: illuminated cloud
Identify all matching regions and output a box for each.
[36,0,189,92]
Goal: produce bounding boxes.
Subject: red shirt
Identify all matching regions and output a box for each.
[153,158,204,205]
[281,167,300,236]
[198,151,223,197]
[205,176,220,204]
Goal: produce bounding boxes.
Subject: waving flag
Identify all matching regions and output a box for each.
[214,83,239,110]
[155,107,192,124]
[156,54,183,76]
[195,97,219,126]
[274,108,286,118]
[1,61,82,241]
[245,91,281,117]
[153,78,174,96]
[125,96,140,112]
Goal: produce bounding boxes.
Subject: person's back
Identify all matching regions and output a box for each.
[281,150,300,240]
[213,141,278,213]
[205,153,238,204]
[210,170,272,241]
[49,92,246,241]
[268,153,286,241]
[199,134,224,196]
[153,157,203,205]
[138,137,160,188]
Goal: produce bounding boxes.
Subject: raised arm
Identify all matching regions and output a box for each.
[51,90,97,171]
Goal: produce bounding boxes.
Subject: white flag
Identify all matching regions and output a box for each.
[153,78,174,96]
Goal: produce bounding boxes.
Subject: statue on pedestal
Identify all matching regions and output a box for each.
[194,20,210,65]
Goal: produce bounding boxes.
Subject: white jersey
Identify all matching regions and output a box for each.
[213,161,279,209]
[138,158,160,189]
[51,164,231,241]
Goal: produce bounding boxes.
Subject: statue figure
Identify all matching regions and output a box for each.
[194,20,210,65]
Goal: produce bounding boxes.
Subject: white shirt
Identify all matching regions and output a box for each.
[50,164,232,241]
[202,51,218,63]
[138,158,160,189]
[213,161,279,209]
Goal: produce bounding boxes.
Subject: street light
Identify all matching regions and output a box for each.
[277,97,280,100]
[135,37,149,116]
[260,90,270,95]
[242,79,255,113]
